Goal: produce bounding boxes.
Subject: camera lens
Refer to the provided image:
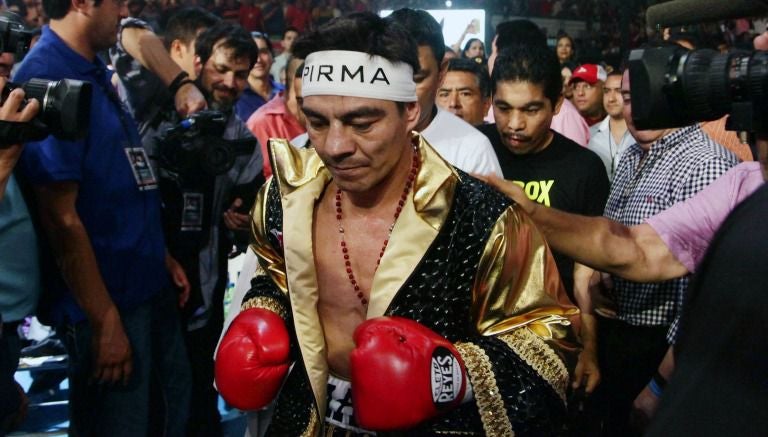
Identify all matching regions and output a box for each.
[22,78,91,140]
[629,46,768,131]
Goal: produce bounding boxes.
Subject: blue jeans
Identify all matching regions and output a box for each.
[64,289,191,437]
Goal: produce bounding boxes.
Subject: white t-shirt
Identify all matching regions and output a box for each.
[421,108,504,177]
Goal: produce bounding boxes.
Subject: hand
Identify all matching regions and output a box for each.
[223,198,250,231]
[755,31,768,50]
[0,78,40,179]
[475,174,536,215]
[629,384,660,433]
[215,308,291,411]
[0,77,40,123]
[165,253,190,307]
[91,306,133,385]
[465,20,477,34]
[174,81,207,117]
[591,272,618,319]
[351,317,468,431]
[572,348,601,394]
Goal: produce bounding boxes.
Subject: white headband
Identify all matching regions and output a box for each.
[301,50,417,102]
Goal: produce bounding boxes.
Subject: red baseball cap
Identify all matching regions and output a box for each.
[569,64,607,85]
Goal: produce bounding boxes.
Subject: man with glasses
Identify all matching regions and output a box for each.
[571,64,607,127]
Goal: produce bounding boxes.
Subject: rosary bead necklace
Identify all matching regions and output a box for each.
[335,146,420,306]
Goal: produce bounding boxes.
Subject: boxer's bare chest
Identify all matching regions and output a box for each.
[313,188,396,377]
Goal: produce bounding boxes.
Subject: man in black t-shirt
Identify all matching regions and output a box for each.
[479,45,609,402]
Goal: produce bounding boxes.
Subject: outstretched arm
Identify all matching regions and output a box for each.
[483,175,689,282]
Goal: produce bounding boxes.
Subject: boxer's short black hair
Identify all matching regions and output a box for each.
[292,12,419,76]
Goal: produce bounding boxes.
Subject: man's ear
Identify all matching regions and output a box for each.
[170,40,183,58]
[193,55,203,78]
[404,101,421,132]
[481,96,492,116]
[71,0,92,14]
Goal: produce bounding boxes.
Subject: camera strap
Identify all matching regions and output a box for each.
[93,69,160,190]
[92,68,143,145]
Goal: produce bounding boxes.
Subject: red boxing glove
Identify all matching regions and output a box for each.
[350,316,467,431]
[215,308,290,411]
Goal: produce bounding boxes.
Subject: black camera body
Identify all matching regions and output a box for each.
[629,46,768,133]
[157,110,257,176]
[0,13,34,57]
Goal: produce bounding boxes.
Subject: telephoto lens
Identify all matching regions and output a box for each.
[21,78,92,140]
[629,45,768,132]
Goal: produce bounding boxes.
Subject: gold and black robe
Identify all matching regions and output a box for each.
[237,133,580,436]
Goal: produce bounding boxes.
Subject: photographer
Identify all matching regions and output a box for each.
[141,22,264,435]
[11,0,192,435]
[0,78,39,435]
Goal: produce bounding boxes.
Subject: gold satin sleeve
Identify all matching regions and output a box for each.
[249,177,289,295]
[472,204,581,382]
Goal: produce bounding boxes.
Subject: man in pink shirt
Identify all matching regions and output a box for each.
[484,144,764,431]
[551,97,590,147]
[487,159,763,282]
[246,57,306,178]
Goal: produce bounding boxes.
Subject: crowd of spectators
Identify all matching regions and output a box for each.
[4,0,762,69]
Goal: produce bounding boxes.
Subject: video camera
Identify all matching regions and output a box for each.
[629,0,768,133]
[0,11,34,55]
[0,12,91,147]
[157,110,257,175]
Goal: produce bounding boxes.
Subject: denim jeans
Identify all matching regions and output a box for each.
[64,289,191,437]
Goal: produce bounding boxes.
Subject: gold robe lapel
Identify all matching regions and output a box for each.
[270,139,331,421]
[368,133,458,317]
[267,135,460,421]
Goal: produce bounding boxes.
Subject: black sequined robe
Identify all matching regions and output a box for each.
[236,134,580,436]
